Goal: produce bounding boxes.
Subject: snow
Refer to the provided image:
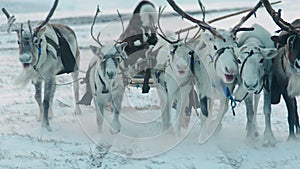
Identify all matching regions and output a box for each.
[1,0,300,168]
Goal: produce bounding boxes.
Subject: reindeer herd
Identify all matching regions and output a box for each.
[2,0,300,147]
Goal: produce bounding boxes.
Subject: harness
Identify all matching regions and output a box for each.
[239,50,265,95]
[35,26,77,75]
[213,47,231,70]
[96,71,109,94]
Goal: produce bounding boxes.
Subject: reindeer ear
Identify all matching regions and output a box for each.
[38,27,47,34]
[271,34,289,45]
[89,45,104,58]
[261,48,277,59]
[115,42,127,53]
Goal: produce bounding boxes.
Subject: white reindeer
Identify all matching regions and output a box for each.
[154,40,198,137]
[80,6,127,133]
[85,43,127,133]
[191,30,240,143]
[2,0,81,131]
[236,23,277,142]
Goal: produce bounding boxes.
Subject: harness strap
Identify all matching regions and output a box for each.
[45,36,60,55]
[96,72,109,94]
[33,41,43,70]
[220,80,236,116]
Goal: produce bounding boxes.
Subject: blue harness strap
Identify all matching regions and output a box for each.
[38,42,42,56]
[220,80,236,116]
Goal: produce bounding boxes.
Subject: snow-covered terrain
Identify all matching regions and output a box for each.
[1,0,300,168]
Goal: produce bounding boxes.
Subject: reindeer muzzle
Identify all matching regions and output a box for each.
[19,53,33,68]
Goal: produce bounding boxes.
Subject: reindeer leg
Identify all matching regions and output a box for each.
[94,96,104,133]
[162,96,172,131]
[295,105,300,135]
[34,81,43,122]
[245,94,258,141]
[110,87,123,134]
[263,88,276,147]
[72,70,82,115]
[176,91,189,138]
[42,77,54,131]
[48,80,56,119]
[282,92,297,141]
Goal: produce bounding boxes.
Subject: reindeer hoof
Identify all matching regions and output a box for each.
[109,122,121,134]
[181,116,191,129]
[109,128,120,135]
[287,134,298,141]
[262,140,276,147]
[41,122,52,132]
[74,105,82,115]
[75,109,82,115]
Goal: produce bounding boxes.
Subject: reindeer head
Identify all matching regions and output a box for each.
[271,20,300,73]
[261,0,300,74]
[90,43,127,80]
[167,42,196,77]
[90,5,127,80]
[210,30,240,84]
[239,44,277,93]
[2,0,58,69]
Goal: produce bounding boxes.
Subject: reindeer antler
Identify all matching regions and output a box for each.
[167,0,225,41]
[33,0,59,36]
[261,0,299,34]
[2,8,19,33]
[91,5,104,47]
[175,1,281,35]
[157,6,181,44]
[230,0,264,38]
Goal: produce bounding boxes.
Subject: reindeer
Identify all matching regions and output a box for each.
[236,23,277,141]
[80,6,127,133]
[86,43,127,133]
[153,33,200,138]
[258,0,300,145]
[2,0,81,131]
[79,1,158,106]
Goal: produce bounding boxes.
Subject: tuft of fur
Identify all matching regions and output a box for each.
[14,68,35,87]
[285,59,300,97]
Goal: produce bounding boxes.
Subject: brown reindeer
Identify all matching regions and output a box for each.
[260,0,300,145]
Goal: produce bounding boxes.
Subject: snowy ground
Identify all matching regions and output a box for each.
[1,0,300,168]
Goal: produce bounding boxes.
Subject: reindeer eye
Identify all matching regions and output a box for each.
[214,45,217,50]
[115,56,122,63]
[236,58,241,64]
[33,37,40,44]
[17,40,20,45]
[287,35,296,49]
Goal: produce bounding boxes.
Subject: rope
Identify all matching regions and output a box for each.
[34,68,85,86]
